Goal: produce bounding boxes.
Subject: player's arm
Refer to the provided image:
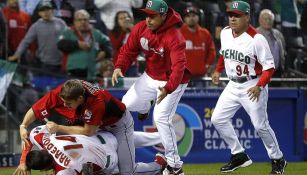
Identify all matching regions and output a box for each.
[19,108,36,148]
[13,133,34,175]
[163,31,186,94]
[112,23,141,80]
[248,35,275,102]
[47,122,98,136]
[212,55,225,85]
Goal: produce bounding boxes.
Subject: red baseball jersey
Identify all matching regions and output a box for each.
[31,80,126,126]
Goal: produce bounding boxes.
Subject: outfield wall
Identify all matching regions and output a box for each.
[110,88,306,163]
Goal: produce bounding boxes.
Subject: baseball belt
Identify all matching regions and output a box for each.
[229,75,258,83]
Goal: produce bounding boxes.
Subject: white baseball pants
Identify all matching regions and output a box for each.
[211,78,283,159]
[122,72,187,168]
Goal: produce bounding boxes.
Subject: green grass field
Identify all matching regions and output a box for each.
[1,162,307,175]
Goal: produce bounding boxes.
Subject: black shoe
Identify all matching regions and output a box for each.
[220,152,252,173]
[165,165,184,175]
[137,100,154,121]
[82,163,93,175]
[270,158,287,174]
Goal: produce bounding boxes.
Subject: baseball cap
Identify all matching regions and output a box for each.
[227,1,250,15]
[141,0,168,15]
[38,0,53,11]
[183,6,200,16]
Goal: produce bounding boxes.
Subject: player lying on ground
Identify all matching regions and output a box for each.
[14,125,164,175]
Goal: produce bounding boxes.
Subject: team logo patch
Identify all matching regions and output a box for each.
[140,37,149,51]
[146,0,152,8]
[84,109,92,120]
[41,109,48,116]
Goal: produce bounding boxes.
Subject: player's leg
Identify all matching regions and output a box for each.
[211,83,252,172]
[105,110,135,175]
[153,83,187,174]
[134,131,161,148]
[122,72,156,114]
[241,84,286,174]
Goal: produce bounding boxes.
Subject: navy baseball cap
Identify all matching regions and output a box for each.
[141,0,168,15]
[227,1,250,15]
[183,6,200,16]
[38,0,54,11]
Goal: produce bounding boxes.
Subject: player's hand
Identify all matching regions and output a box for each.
[247,86,262,102]
[19,125,30,150]
[13,163,30,175]
[46,121,59,134]
[157,87,167,104]
[111,68,124,86]
[211,71,221,85]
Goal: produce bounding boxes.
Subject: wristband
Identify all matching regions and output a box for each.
[20,124,27,128]
[258,86,264,91]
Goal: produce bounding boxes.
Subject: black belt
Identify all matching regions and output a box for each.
[229,76,258,83]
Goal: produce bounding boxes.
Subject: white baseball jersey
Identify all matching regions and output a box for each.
[220,26,275,79]
[29,125,118,174]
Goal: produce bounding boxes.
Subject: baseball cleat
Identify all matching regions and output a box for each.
[220,152,252,173]
[163,165,184,175]
[270,157,287,174]
[155,153,167,172]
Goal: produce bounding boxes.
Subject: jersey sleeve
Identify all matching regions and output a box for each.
[20,125,50,163]
[31,85,63,120]
[215,55,225,73]
[114,22,142,74]
[253,34,275,70]
[164,29,187,93]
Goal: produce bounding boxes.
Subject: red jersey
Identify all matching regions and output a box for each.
[31,80,126,126]
[2,7,31,52]
[180,24,216,77]
[115,8,190,93]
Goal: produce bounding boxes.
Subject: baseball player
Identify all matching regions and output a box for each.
[211,1,286,174]
[14,125,118,175]
[18,79,164,175]
[14,125,165,175]
[112,0,190,174]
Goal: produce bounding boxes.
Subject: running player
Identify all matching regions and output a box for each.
[211,1,286,174]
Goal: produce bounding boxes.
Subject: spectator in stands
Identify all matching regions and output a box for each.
[57,10,112,81]
[19,0,41,15]
[16,81,39,120]
[180,5,216,87]
[257,9,286,77]
[2,0,32,58]
[300,1,307,45]
[215,0,233,41]
[0,10,6,59]
[109,11,138,77]
[31,0,75,25]
[281,0,305,43]
[52,0,75,26]
[94,0,143,31]
[8,0,67,73]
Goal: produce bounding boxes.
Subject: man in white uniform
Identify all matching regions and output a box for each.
[14,125,165,175]
[211,1,287,174]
